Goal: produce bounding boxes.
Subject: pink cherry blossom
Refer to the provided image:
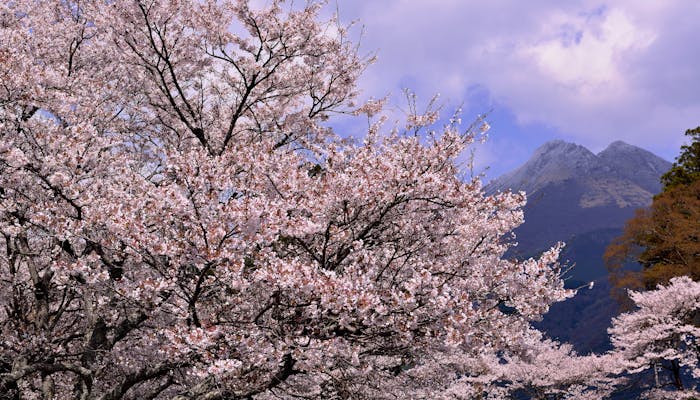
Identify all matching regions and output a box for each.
[0,1,587,399]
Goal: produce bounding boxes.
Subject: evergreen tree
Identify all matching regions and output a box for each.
[661,127,700,190]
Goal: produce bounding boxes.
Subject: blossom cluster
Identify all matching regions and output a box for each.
[0,1,697,399]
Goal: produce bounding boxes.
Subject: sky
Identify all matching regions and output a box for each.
[330,1,700,181]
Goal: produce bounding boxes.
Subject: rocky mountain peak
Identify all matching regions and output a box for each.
[598,140,655,160]
[601,140,635,151]
[596,140,671,193]
[531,140,598,173]
[534,139,594,157]
[486,140,671,199]
[487,140,598,195]
[484,137,672,268]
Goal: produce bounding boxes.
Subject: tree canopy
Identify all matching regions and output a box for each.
[1,1,698,398]
[661,127,700,190]
[606,128,700,302]
[0,1,576,398]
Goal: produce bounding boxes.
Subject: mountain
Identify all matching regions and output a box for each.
[486,140,672,353]
[486,140,670,263]
[488,140,669,200]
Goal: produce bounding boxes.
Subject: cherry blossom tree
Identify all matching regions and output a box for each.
[488,330,617,400]
[608,276,700,399]
[0,1,574,399]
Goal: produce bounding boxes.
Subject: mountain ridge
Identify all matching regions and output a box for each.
[486,140,670,207]
[485,139,672,353]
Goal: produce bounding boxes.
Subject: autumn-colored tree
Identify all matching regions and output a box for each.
[606,130,700,303]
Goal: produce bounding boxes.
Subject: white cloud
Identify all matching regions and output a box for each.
[524,9,656,90]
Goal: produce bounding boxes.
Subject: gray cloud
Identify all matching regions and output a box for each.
[337,1,700,169]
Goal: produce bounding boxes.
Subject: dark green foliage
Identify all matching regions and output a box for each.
[661,127,700,190]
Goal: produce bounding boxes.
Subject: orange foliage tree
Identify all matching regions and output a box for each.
[605,128,700,304]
